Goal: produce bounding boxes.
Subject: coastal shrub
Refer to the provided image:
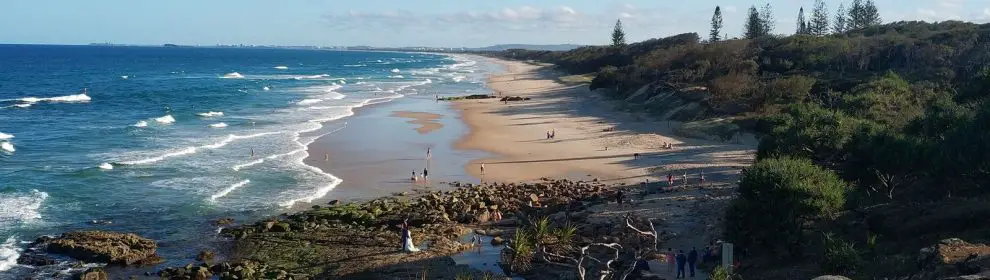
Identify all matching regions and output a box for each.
[552,223,577,247]
[725,157,848,257]
[531,217,552,245]
[709,264,743,280]
[501,228,534,274]
[756,104,866,165]
[820,233,863,275]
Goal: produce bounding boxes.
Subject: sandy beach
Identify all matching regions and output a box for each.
[455,58,755,185]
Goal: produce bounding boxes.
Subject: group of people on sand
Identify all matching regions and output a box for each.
[545,129,556,140]
[656,246,719,278]
[412,148,433,182]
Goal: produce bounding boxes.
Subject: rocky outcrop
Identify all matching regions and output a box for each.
[811,276,852,280]
[916,238,990,279]
[500,96,531,102]
[41,231,162,266]
[75,267,108,280]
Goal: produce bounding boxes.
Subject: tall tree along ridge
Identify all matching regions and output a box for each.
[811,0,830,35]
[745,5,763,39]
[849,0,865,30]
[612,19,626,47]
[834,3,848,33]
[797,7,809,35]
[711,6,724,42]
[848,0,881,30]
[760,3,776,36]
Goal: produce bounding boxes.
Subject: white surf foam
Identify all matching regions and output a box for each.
[133,121,148,128]
[116,131,285,166]
[210,179,250,202]
[452,75,467,83]
[197,111,224,117]
[99,163,113,170]
[14,104,31,108]
[343,64,365,67]
[291,74,330,80]
[16,93,91,104]
[155,115,176,124]
[121,147,196,165]
[391,68,401,73]
[121,75,129,80]
[0,236,21,272]
[0,189,48,226]
[263,86,271,91]
[1,142,14,153]
[222,72,245,79]
[232,159,264,171]
[274,66,289,70]
[389,75,404,79]
[297,99,322,105]
[209,123,228,128]
[0,133,12,140]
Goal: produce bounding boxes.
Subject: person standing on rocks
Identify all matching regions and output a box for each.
[665,248,676,273]
[688,247,699,277]
[675,249,687,279]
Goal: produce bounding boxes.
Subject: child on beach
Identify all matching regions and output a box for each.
[411,171,417,181]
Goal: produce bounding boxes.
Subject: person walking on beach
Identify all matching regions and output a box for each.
[426,147,432,160]
[250,148,255,157]
[422,168,429,181]
[699,171,706,186]
[688,247,699,277]
[546,131,551,140]
[667,174,674,187]
[480,163,485,175]
[324,152,329,161]
[675,250,687,279]
[683,172,689,186]
[615,189,624,206]
[411,171,417,181]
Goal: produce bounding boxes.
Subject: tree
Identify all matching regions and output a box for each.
[810,0,830,35]
[612,19,626,47]
[848,0,865,29]
[725,157,848,257]
[797,7,809,35]
[833,3,848,33]
[862,0,882,27]
[744,6,763,39]
[711,6,724,42]
[760,3,776,36]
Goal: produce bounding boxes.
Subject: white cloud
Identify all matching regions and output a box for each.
[323,3,665,34]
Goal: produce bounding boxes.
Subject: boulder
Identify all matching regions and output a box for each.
[75,267,108,280]
[491,237,505,246]
[215,217,234,226]
[17,253,57,266]
[475,210,492,223]
[196,250,216,262]
[45,231,161,266]
[811,276,852,280]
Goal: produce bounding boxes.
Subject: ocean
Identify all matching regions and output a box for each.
[0,45,491,277]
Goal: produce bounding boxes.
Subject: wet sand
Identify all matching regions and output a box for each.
[390,111,443,134]
[303,93,485,203]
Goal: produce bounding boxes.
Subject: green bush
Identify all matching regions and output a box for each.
[821,233,863,275]
[725,157,849,257]
[709,264,743,280]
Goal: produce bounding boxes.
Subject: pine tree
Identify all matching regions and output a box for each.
[711,6,724,42]
[744,6,763,39]
[612,19,626,47]
[810,0,830,36]
[848,0,865,30]
[862,0,882,26]
[834,3,848,33]
[797,7,808,35]
[760,3,776,36]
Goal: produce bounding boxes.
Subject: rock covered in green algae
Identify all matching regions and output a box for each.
[41,231,162,266]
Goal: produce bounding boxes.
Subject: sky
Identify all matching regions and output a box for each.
[1,0,988,47]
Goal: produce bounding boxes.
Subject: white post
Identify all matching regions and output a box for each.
[722,242,734,274]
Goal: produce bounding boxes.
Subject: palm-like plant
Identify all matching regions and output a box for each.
[531,217,552,245]
[552,222,578,247]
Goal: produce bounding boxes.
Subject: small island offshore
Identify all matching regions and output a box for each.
[4,1,990,280]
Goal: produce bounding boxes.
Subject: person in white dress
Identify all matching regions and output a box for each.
[401,219,420,252]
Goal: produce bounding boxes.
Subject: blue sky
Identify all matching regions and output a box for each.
[1,0,987,47]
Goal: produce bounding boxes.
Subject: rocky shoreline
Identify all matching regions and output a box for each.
[16,179,622,279]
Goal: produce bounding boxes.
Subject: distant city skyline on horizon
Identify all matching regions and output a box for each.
[2,0,987,47]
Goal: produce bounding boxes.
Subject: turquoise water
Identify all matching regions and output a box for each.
[0,45,492,277]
